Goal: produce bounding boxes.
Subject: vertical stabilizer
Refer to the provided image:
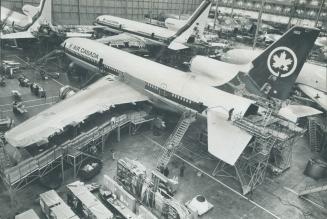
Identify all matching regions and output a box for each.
[248,26,320,100]
[168,0,211,50]
[29,0,52,30]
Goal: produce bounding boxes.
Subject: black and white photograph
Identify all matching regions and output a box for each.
[0,0,326,218]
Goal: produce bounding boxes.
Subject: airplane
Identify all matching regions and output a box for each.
[0,0,92,40]
[164,18,187,31]
[215,48,327,111]
[4,26,320,167]
[93,0,212,50]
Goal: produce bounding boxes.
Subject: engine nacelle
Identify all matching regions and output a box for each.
[59,86,76,99]
[67,62,76,73]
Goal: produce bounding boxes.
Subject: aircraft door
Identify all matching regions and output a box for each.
[159,83,167,97]
[98,58,104,72]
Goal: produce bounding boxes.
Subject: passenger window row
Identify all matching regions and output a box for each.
[145,82,193,105]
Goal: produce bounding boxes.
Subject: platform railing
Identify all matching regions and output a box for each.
[0,110,153,188]
[2,147,62,186]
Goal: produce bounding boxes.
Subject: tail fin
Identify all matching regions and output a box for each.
[0,0,52,40]
[37,0,52,24]
[28,0,52,28]
[168,0,211,50]
[248,26,320,100]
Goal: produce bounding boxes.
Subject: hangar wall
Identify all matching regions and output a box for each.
[1,0,203,25]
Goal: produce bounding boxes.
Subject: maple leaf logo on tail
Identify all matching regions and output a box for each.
[272,51,293,71]
[267,47,297,78]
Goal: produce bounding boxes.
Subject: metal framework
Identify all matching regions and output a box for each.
[64,110,154,177]
[212,109,305,195]
[0,146,64,204]
[308,116,327,152]
[0,110,154,203]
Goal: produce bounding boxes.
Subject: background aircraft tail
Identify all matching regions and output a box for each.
[168,0,211,50]
[1,0,52,39]
[248,26,320,100]
[35,0,52,25]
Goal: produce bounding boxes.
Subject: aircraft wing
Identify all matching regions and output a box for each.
[297,84,327,111]
[207,108,253,166]
[5,75,148,148]
[65,32,93,38]
[0,31,35,39]
[96,33,147,48]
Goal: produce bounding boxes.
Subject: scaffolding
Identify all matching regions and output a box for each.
[64,111,154,177]
[0,110,154,201]
[212,108,305,195]
[308,116,327,152]
[0,146,64,205]
[299,184,327,197]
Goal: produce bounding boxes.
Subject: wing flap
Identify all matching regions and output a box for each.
[0,31,35,39]
[297,84,327,111]
[207,108,252,166]
[5,76,148,147]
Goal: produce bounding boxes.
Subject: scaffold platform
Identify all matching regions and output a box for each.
[0,110,154,194]
[213,108,305,195]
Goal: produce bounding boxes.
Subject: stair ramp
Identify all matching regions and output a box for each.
[156,112,196,170]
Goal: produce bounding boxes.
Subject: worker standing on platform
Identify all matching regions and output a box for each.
[180,163,185,177]
[227,108,234,121]
[111,149,116,160]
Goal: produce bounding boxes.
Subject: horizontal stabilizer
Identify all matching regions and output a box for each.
[297,85,327,111]
[278,105,322,123]
[0,31,35,39]
[207,108,252,166]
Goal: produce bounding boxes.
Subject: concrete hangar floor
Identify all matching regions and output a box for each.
[0,45,326,219]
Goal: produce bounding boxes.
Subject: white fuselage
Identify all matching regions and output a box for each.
[194,50,327,110]
[220,49,327,93]
[95,15,176,43]
[63,38,256,118]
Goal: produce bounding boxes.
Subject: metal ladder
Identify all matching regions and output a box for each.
[299,184,327,196]
[261,136,276,156]
[308,118,320,152]
[156,112,196,170]
[0,141,11,170]
[262,108,273,127]
[34,49,63,65]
